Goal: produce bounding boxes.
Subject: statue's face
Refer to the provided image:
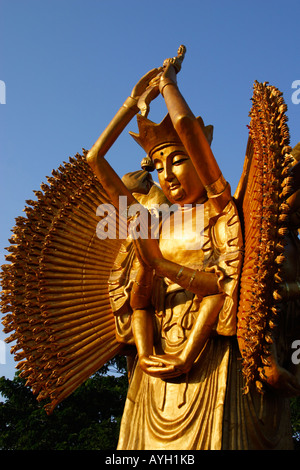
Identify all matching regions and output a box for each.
[152,145,205,205]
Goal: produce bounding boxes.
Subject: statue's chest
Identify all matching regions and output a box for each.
[158,207,211,269]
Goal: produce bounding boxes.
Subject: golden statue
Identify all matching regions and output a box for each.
[1,46,300,450]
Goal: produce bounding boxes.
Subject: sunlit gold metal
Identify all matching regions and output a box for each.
[1,46,300,450]
[204,173,228,198]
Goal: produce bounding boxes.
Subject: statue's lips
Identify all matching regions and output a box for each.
[169,184,180,191]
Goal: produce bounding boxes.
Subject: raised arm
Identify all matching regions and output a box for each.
[159,63,231,212]
[86,68,162,207]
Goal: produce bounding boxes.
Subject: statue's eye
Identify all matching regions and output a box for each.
[173,157,188,166]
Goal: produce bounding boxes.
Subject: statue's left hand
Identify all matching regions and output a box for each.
[131,68,163,117]
[139,354,187,379]
[147,354,192,377]
[131,68,162,100]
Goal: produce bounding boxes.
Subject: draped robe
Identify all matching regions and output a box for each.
[109,194,294,450]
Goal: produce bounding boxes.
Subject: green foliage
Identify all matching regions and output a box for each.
[0,357,128,450]
[1,356,300,450]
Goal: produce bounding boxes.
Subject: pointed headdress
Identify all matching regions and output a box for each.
[129,113,213,158]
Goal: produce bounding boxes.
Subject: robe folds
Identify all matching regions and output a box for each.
[109,198,293,450]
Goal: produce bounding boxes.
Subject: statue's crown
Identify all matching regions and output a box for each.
[129,113,213,157]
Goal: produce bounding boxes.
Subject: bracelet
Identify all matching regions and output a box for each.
[187,270,197,290]
[204,174,228,198]
[159,78,177,97]
[176,267,184,280]
[122,96,139,111]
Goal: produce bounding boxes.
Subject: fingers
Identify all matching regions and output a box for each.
[141,357,165,368]
[132,68,163,98]
[149,355,174,366]
[137,85,160,117]
[129,227,161,267]
[141,67,163,83]
[131,237,150,266]
[140,356,184,379]
[161,61,177,81]
[145,366,182,379]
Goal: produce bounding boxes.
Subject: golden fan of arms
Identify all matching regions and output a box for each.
[1,152,123,413]
[235,81,295,391]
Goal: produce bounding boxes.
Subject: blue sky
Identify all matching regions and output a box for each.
[0,0,299,379]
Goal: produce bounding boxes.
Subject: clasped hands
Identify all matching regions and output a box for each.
[129,60,178,117]
[139,353,192,379]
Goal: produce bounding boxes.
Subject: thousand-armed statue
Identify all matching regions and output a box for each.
[1,47,300,449]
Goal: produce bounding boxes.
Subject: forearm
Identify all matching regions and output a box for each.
[181,293,225,367]
[131,267,155,361]
[160,78,194,124]
[161,80,222,186]
[159,73,231,213]
[88,155,135,208]
[87,67,161,168]
[86,97,139,207]
[153,257,219,297]
[132,308,154,358]
[87,96,138,166]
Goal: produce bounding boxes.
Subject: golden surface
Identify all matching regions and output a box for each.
[1,47,299,448]
[87,51,299,448]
